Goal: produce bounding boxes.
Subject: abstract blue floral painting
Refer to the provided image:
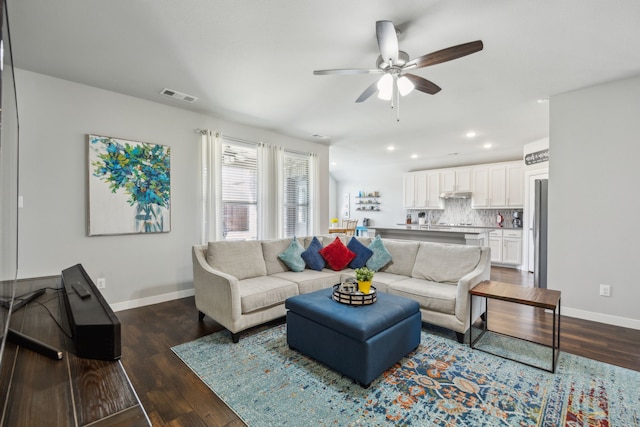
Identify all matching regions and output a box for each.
[88,134,171,235]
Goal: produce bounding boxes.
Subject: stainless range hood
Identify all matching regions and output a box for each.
[439,191,472,199]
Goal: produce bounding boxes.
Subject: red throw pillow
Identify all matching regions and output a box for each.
[319,237,356,271]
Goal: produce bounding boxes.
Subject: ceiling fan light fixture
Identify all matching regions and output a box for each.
[377,74,393,100]
[397,76,414,96]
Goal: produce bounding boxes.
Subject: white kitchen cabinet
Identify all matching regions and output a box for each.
[488,230,503,263]
[471,166,490,208]
[489,229,522,265]
[502,230,523,265]
[441,167,472,193]
[406,171,442,209]
[415,171,427,207]
[403,172,417,208]
[489,165,507,206]
[506,163,524,207]
[425,171,443,209]
[471,161,523,209]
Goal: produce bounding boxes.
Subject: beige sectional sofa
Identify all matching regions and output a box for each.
[192,235,490,343]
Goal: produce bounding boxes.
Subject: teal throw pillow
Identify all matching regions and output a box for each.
[366,235,392,271]
[301,236,325,271]
[347,237,373,269]
[278,238,306,272]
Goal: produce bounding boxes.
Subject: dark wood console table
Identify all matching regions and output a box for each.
[0,276,150,426]
[469,280,561,373]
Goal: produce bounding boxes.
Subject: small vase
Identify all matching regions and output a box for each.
[358,280,372,294]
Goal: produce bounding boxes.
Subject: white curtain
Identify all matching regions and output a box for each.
[258,143,283,239]
[200,130,222,243]
[309,152,320,235]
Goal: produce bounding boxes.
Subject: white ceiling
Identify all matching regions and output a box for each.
[8,1,640,181]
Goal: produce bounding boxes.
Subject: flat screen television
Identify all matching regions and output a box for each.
[0,0,20,371]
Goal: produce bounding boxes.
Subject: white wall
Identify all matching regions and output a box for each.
[549,74,640,329]
[16,69,330,309]
[336,164,406,228]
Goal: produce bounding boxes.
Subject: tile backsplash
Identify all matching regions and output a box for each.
[407,198,523,228]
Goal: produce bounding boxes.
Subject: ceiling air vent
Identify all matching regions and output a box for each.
[160,88,198,103]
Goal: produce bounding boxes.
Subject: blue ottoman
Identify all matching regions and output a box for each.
[285,288,421,388]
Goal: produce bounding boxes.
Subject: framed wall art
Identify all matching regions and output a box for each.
[88,134,171,236]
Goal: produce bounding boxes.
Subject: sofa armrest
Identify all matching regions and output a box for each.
[454,246,491,322]
[192,245,242,327]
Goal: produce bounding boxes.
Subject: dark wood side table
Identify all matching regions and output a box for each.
[469,280,561,373]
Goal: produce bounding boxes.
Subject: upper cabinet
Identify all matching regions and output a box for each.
[506,163,524,207]
[424,171,443,209]
[403,172,417,208]
[403,171,443,209]
[405,161,523,210]
[471,161,523,209]
[441,167,472,193]
[471,166,490,208]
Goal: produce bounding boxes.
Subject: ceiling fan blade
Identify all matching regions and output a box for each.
[313,68,383,75]
[376,20,398,64]
[405,40,483,70]
[355,80,380,103]
[403,74,441,95]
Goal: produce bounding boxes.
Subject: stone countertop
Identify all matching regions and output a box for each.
[377,225,491,235]
[391,224,525,232]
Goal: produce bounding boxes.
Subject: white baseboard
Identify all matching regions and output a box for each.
[562,306,640,331]
[111,288,195,312]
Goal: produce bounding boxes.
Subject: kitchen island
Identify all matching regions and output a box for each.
[370,225,490,246]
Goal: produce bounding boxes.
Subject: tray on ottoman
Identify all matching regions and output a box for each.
[285,288,421,388]
[332,284,377,306]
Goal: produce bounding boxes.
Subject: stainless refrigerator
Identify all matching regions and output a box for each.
[533,179,548,288]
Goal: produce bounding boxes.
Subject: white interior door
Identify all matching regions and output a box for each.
[526,171,548,272]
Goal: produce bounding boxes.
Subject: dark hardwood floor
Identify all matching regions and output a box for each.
[117,267,640,426]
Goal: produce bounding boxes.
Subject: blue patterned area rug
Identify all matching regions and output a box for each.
[172,324,639,426]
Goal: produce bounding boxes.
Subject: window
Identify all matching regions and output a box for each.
[283,152,310,237]
[201,131,316,242]
[221,143,258,240]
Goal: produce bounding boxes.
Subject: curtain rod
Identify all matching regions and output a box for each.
[195,129,316,156]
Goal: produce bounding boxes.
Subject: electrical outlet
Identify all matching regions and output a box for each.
[599,284,611,297]
[97,277,106,289]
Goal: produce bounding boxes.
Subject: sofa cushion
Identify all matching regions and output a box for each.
[276,238,306,272]
[411,243,481,284]
[207,240,267,280]
[366,235,392,271]
[301,236,325,271]
[388,278,457,315]
[238,276,299,314]
[272,269,341,294]
[368,271,411,293]
[320,237,356,271]
[262,238,294,275]
[347,237,373,269]
[378,239,420,276]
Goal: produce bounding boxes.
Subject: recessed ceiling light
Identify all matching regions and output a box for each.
[387,145,395,151]
[330,162,337,166]
[483,142,492,149]
[537,98,549,104]
[410,154,418,159]
[466,131,477,138]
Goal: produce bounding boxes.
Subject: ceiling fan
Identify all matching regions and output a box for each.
[313,20,483,120]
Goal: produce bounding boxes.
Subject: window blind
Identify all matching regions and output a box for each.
[283,152,310,237]
[221,143,258,240]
